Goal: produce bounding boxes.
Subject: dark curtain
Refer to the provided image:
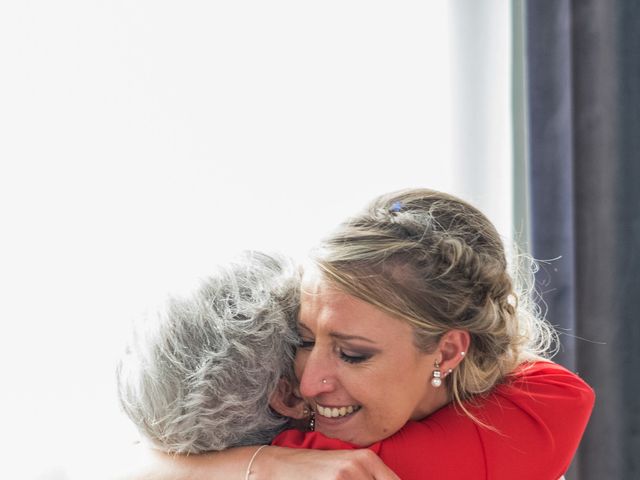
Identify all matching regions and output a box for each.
[525,1,640,479]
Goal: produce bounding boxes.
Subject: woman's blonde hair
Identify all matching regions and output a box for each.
[312,188,556,414]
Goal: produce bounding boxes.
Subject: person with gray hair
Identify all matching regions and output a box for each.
[116,251,307,454]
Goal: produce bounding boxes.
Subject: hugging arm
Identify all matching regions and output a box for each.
[115,445,400,480]
[120,362,590,480]
[272,362,594,480]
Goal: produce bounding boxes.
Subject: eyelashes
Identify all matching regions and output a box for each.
[339,351,372,364]
[298,337,372,365]
[299,339,315,349]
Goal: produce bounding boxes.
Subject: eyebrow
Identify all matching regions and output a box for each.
[297,321,378,345]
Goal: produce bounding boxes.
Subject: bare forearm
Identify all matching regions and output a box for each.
[114,444,259,480]
[114,444,400,480]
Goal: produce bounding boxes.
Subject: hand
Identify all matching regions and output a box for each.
[256,447,401,480]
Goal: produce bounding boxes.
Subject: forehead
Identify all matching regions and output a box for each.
[300,267,414,339]
[300,265,366,314]
[301,265,338,298]
[300,269,347,320]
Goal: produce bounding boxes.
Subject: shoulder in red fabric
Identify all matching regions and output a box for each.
[272,361,594,480]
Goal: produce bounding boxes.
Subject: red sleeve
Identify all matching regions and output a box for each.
[273,361,595,480]
[272,429,367,451]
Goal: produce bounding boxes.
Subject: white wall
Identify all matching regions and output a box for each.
[449,0,514,240]
[0,2,511,478]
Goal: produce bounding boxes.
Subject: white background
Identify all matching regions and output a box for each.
[0,2,511,478]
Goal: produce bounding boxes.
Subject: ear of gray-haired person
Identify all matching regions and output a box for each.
[269,377,309,423]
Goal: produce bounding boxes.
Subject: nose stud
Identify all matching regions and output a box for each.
[322,379,327,384]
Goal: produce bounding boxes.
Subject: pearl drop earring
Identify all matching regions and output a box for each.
[431,360,442,388]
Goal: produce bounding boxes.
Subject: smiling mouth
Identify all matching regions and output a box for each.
[315,403,362,419]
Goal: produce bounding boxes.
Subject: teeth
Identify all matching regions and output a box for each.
[316,404,360,419]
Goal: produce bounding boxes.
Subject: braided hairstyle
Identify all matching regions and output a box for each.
[313,188,555,413]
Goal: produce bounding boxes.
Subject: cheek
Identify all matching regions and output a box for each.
[363,369,426,420]
[359,397,408,440]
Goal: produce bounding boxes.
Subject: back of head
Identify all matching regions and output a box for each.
[116,251,300,453]
[313,188,555,406]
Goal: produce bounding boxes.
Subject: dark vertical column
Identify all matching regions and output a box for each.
[614,2,640,476]
[525,0,577,372]
[571,1,624,478]
[527,0,640,477]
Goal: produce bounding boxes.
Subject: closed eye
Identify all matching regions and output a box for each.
[299,339,315,349]
[339,350,372,364]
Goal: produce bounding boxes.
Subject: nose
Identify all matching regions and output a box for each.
[298,346,336,398]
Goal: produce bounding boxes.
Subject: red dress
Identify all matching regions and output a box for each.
[273,361,594,480]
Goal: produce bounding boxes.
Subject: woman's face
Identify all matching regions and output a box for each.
[294,270,447,447]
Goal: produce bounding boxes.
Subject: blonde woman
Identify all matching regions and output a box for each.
[121,189,593,480]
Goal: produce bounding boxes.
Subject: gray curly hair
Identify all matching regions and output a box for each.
[116,251,301,453]
[313,188,556,417]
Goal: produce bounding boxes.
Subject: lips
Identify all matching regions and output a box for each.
[316,403,362,419]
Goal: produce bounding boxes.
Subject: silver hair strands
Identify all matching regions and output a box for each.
[116,251,301,454]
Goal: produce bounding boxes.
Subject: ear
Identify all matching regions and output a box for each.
[269,377,308,420]
[436,329,470,375]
